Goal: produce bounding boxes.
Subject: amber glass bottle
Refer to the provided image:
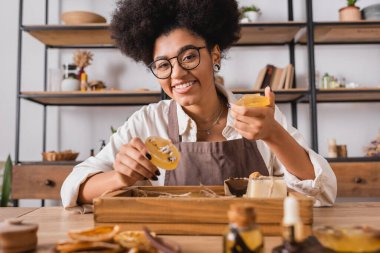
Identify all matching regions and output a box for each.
[224,204,264,253]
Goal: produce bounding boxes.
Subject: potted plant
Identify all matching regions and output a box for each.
[339,0,361,21]
[0,155,12,207]
[240,5,261,23]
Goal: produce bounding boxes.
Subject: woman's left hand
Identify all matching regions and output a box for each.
[230,86,278,141]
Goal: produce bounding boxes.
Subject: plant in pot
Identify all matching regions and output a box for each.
[240,5,261,23]
[339,0,361,21]
[0,155,12,207]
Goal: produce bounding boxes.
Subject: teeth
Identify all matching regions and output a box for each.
[174,81,194,89]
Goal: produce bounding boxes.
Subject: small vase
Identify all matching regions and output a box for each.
[339,6,361,21]
[61,78,80,91]
[244,11,260,22]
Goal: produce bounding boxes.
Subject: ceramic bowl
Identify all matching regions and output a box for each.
[61,11,107,25]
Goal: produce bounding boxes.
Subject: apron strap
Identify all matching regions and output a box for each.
[168,100,180,144]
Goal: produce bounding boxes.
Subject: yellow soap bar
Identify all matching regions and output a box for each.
[145,136,180,170]
[236,94,270,108]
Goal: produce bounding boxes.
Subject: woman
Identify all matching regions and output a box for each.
[61,0,336,208]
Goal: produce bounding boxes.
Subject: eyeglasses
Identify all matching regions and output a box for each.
[148,46,206,79]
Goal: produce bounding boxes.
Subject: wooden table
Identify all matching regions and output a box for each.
[1,202,380,253]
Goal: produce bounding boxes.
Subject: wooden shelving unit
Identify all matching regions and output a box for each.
[24,22,306,47]
[316,88,380,102]
[237,22,305,45]
[232,88,308,102]
[298,21,380,44]
[23,24,113,47]
[20,90,162,106]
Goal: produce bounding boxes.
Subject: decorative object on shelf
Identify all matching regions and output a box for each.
[0,155,12,207]
[61,63,80,91]
[88,80,106,91]
[73,50,93,79]
[320,73,349,89]
[254,64,294,90]
[42,150,79,162]
[239,4,261,23]
[328,139,348,158]
[362,3,380,20]
[364,130,380,157]
[61,11,107,25]
[328,139,338,158]
[339,0,361,21]
[337,145,348,158]
[80,72,88,92]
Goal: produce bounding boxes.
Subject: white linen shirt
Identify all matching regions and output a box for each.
[61,84,337,208]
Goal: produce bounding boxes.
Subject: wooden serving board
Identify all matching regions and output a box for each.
[94,186,313,235]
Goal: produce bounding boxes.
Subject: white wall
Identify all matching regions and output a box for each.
[1,0,380,206]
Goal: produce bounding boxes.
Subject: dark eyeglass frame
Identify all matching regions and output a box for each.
[148,46,206,79]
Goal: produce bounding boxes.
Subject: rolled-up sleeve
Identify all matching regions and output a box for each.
[60,117,135,208]
[272,107,337,207]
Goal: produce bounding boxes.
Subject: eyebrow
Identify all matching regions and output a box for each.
[154,44,199,61]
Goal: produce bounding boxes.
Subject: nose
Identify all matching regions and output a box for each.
[170,59,188,79]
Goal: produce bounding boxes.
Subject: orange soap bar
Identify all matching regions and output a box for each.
[145,136,180,170]
[236,94,270,108]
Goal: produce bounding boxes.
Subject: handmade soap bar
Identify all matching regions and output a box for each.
[236,94,270,108]
[246,172,287,198]
[145,136,180,170]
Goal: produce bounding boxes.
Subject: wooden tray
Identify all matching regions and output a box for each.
[94,186,313,236]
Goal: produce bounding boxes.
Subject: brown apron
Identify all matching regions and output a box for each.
[165,100,269,185]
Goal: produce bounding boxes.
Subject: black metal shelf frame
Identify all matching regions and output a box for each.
[15,0,380,170]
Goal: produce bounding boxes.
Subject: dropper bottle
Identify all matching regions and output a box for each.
[272,196,304,253]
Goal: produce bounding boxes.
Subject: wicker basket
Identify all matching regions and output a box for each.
[42,150,79,162]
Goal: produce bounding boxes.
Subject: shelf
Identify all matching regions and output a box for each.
[327,157,380,163]
[17,161,81,166]
[299,21,380,44]
[316,88,380,103]
[237,22,305,46]
[232,88,308,103]
[20,90,162,106]
[23,24,113,47]
[23,22,306,47]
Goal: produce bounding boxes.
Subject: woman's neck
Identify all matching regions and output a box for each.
[183,91,225,128]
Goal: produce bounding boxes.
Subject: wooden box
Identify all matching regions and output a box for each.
[94,186,313,236]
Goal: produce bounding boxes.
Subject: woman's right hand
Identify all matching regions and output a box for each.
[113,137,159,187]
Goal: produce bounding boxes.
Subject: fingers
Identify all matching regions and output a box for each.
[129,137,150,157]
[230,104,266,117]
[265,86,275,108]
[114,137,159,183]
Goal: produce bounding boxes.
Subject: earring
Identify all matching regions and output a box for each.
[213,63,221,72]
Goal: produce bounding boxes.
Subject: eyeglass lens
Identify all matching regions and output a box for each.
[151,48,201,79]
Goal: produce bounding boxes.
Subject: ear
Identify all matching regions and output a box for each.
[211,45,221,65]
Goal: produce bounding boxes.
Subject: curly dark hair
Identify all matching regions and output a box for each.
[111,0,241,66]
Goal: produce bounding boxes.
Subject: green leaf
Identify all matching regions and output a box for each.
[111,126,117,134]
[1,155,12,207]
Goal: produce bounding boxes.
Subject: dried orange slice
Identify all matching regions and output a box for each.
[56,241,122,253]
[145,136,180,170]
[114,231,157,252]
[236,94,270,108]
[55,241,121,253]
[68,225,120,242]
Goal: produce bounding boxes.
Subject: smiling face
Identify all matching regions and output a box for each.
[152,28,220,107]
